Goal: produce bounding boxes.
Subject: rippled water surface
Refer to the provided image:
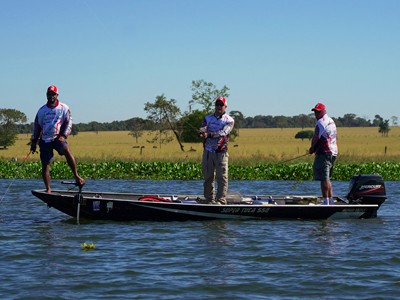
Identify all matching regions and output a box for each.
[1,179,400,299]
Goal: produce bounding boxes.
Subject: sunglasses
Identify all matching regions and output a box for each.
[215,102,225,107]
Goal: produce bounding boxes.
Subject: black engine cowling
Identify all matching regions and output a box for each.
[346,174,386,206]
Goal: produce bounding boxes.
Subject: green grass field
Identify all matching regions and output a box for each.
[2,127,400,164]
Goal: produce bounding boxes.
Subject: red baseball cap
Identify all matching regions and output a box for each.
[311,102,326,112]
[215,96,227,106]
[47,85,59,94]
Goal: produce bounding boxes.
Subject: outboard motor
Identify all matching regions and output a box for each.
[346,174,386,206]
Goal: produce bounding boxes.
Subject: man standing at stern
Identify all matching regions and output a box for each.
[198,97,234,205]
[309,102,338,205]
[30,85,85,193]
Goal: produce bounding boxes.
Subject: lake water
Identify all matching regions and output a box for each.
[1,179,400,299]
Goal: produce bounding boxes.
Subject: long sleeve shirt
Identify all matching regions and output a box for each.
[201,113,234,153]
[32,100,73,142]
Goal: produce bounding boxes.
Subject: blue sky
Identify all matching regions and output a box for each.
[1,0,399,123]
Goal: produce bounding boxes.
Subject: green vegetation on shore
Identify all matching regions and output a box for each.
[1,161,399,181]
[2,128,400,181]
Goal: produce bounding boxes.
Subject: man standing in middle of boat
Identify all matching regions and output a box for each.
[198,96,234,205]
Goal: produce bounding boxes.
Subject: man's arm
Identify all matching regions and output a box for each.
[30,114,41,153]
[210,117,234,137]
[59,108,73,139]
[309,126,320,154]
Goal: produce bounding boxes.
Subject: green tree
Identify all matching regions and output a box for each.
[378,119,390,137]
[183,79,234,143]
[71,125,79,136]
[87,121,101,134]
[189,79,230,112]
[144,94,184,151]
[127,118,146,143]
[391,116,398,126]
[230,110,244,137]
[0,109,27,148]
[274,116,289,129]
[179,110,207,143]
[373,115,383,127]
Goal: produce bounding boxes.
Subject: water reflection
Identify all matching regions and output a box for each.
[199,221,240,286]
[200,221,234,246]
[310,221,347,256]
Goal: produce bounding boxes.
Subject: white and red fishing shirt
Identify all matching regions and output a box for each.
[201,113,234,153]
[32,100,73,142]
[311,113,338,156]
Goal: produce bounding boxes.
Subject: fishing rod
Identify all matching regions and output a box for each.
[0,151,32,204]
[280,153,310,163]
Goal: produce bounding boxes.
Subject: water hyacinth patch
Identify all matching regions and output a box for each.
[0,161,399,181]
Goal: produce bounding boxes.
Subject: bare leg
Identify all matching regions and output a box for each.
[42,163,51,193]
[327,180,333,198]
[61,144,85,186]
[320,180,333,198]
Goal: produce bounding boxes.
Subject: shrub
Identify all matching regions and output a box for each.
[295,130,314,141]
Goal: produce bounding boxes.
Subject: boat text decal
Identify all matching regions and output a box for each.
[221,207,270,214]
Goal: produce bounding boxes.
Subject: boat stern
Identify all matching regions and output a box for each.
[346,174,387,207]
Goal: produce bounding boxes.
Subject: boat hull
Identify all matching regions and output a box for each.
[31,190,381,221]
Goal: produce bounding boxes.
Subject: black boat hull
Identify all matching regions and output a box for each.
[31,189,381,221]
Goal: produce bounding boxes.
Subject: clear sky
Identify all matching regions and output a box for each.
[1,0,399,123]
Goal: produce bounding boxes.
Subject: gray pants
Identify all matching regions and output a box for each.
[202,151,229,204]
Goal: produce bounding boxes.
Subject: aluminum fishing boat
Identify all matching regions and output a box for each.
[31,174,386,222]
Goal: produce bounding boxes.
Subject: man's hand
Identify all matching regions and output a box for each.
[198,130,208,139]
[30,140,37,153]
[198,127,208,139]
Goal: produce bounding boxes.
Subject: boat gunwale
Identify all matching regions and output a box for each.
[31,189,379,208]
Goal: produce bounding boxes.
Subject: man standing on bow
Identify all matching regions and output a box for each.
[309,102,338,205]
[198,97,234,205]
[30,85,85,193]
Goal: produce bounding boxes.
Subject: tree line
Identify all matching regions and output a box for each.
[13,112,392,133]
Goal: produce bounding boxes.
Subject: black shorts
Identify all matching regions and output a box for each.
[39,139,68,164]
